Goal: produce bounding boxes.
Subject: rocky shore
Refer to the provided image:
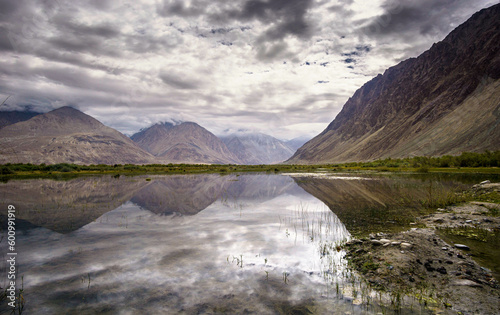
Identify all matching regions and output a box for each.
[342,181,500,314]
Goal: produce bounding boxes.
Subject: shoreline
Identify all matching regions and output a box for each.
[342,182,500,314]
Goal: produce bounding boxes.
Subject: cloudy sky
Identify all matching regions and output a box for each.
[0,0,497,140]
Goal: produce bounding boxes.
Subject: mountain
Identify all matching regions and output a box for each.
[0,110,40,129]
[289,4,500,164]
[131,122,241,164]
[285,136,311,152]
[0,106,156,164]
[221,132,295,164]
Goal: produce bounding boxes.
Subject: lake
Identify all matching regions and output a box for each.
[0,172,497,314]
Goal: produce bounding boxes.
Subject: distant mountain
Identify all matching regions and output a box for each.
[0,110,40,129]
[0,106,156,164]
[285,136,311,152]
[130,122,176,154]
[131,121,241,164]
[221,132,294,164]
[288,4,500,164]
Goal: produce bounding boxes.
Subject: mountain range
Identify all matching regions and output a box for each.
[221,132,295,164]
[288,4,500,164]
[0,106,155,165]
[0,107,297,165]
[130,121,242,164]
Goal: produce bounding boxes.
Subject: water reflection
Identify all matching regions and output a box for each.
[0,173,484,314]
[1,174,356,314]
[0,176,147,233]
[291,173,471,235]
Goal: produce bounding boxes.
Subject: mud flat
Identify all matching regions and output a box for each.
[342,182,500,314]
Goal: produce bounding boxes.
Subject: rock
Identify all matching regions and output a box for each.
[424,262,435,272]
[437,208,445,212]
[369,233,376,239]
[452,279,482,287]
[455,244,470,251]
[480,267,492,273]
[371,240,383,246]
[379,238,392,244]
[391,241,401,246]
[400,242,413,249]
[465,220,473,224]
[437,267,447,274]
[480,180,491,185]
[434,218,445,223]
[442,247,448,251]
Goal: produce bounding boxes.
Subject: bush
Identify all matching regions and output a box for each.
[0,165,14,175]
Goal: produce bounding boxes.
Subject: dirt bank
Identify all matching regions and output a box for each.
[342,181,500,314]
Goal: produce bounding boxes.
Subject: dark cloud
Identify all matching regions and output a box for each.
[157,0,206,17]
[159,72,200,90]
[0,27,15,51]
[234,0,314,42]
[362,0,494,38]
[255,41,290,61]
[51,16,120,38]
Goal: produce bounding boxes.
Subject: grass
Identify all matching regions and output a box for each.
[1,151,500,179]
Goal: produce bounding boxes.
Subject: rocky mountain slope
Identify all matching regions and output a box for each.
[221,132,295,164]
[131,122,241,164]
[289,4,500,164]
[0,106,156,164]
[0,110,40,129]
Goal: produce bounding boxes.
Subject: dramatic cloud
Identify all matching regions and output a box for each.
[0,0,496,139]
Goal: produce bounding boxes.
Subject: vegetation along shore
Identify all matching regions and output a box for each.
[342,180,500,314]
[0,151,499,179]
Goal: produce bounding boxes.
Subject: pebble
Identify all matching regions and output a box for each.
[442,247,448,251]
[371,240,383,246]
[452,279,482,287]
[465,220,473,224]
[391,241,401,246]
[455,244,470,251]
[480,180,490,185]
[400,242,413,249]
[379,238,391,244]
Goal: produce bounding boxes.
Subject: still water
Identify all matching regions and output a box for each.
[0,173,495,314]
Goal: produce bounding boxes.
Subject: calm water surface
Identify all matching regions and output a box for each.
[0,173,496,314]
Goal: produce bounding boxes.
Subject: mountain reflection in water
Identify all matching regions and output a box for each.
[0,173,479,314]
[0,174,356,314]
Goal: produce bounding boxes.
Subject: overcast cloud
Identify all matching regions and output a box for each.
[0,0,496,139]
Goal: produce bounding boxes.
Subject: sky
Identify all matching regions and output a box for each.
[0,0,497,140]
